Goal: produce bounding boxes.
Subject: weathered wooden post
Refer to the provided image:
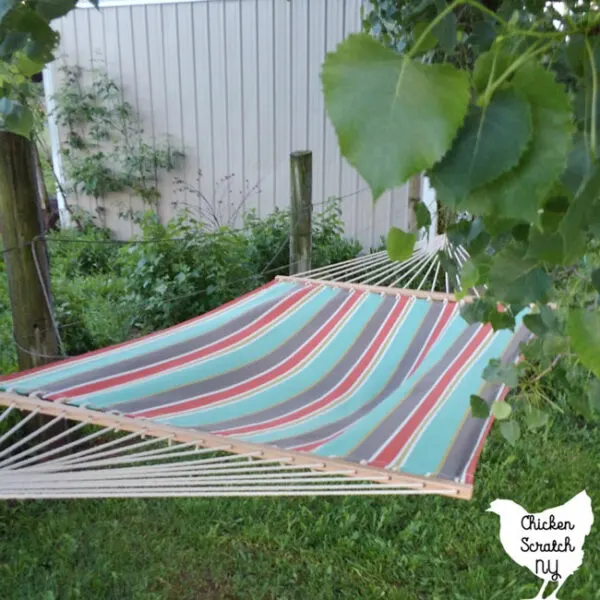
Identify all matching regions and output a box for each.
[0,132,59,370]
[289,150,312,275]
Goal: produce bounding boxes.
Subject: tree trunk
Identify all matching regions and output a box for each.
[0,131,58,370]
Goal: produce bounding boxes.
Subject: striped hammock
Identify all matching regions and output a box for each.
[0,237,531,500]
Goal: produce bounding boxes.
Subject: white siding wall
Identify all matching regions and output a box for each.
[47,0,411,249]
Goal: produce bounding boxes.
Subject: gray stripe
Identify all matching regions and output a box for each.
[40,297,285,394]
[110,289,351,414]
[343,321,482,463]
[204,295,398,431]
[270,301,446,449]
[437,324,533,482]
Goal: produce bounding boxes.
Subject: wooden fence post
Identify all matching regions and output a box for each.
[289,151,312,275]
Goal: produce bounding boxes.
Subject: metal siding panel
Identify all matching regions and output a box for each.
[256,0,275,218]
[240,0,261,216]
[224,0,245,226]
[290,0,309,153]
[191,2,215,223]
[322,0,343,220]
[273,0,291,210]
[208,1,230,222]
[145,5,171,225]
[176,3,201,219]
[307,0,326,211]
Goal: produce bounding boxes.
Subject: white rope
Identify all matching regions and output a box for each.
[0,408,39,446]
[0,413,64,459]
[0,488,457,499]
[295,251,386,278]
[0,419,90,469]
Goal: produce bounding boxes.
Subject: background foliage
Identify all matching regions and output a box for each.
[323,0,600,440]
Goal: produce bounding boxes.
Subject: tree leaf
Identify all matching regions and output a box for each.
[432,0,457,52]
[483,358,519,387]
[523,313,547,337]
[568,308,600,378]
[470,21,497,52]
[386,227,416,262]
[526,228,564,264]
[413,21,437,53]
[322,33,470,200]
[492,401,512,420]
[470,394,490,419]
[487,242,550,305]
[525,407,549,430]
[415,202,431,229]
[0,0,17,22]
[466,62,573,223]
[592,269,600,294]
[35,0,77,20]
[0,97,33,137]
[460,259,479,289]
[489,308,515,331]
[499,420,521,445]
[562,133,594,197]
[559,164,600,264]
[431,89,532,208]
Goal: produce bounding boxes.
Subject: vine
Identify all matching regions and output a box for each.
[52,64,182,213]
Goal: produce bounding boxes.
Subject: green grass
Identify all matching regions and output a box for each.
[0,413,598,600]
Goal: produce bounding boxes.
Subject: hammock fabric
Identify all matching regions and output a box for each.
[0,276,530,500]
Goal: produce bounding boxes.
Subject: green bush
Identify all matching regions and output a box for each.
[0,199,363,366]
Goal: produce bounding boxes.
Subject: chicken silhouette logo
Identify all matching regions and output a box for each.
[487,490,594,599]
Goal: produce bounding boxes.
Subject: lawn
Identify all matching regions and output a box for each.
[0,411,597,600]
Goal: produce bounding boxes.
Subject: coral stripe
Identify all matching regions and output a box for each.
[370,324,492,468]
[218,297,410,436]
[0,281,278,384]
[407,302,455,378]
[135,293,364,418]
[46,285,315,399]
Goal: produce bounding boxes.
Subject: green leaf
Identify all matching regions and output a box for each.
[460,298,490,324]
[472,46,515,94]
[322,33,470,200]
[432,0,457,52]
[483,358,519,387]
[492,401,512,420]
[0,97,33,137]
[460,259,479,289]
[0,0,17,21]
[525,407,549,431]
[587,380,600,415]
[562,133,594,197]
[526,228,564,264]
[413,21,437,53]
[415,202,431,230]
[431,89,532,208]
[568,309,600,378]
[14,52,44,76]
[487,243,550,305]
[386,227,416,262]
[489,308,515,331]
[470,21,496,52]
[470,394,490,419]
[523,313,547,337]
[542,333,568,360]
[499,420,521,445]
[466,62,573,223]
[559,164,600,264]
[592,269,600,294]
[35,0,77,20]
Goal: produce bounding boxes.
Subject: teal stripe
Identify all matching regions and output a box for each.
[70,286,340,408]
[240,300,429,444]
[313,310,467,458]
[399,315,525,476]
[159,293,383,428]
[3,282,296,391]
